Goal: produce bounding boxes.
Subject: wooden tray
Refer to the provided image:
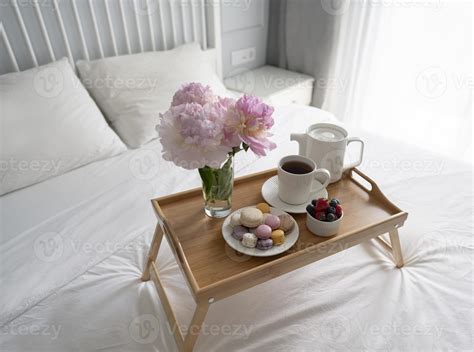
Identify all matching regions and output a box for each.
[142,168,408,351]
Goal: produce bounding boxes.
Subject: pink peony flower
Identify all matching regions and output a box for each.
[157,102,232,169]
[224,95,277,156]
[158,83,277,169]
[171,82,215,107]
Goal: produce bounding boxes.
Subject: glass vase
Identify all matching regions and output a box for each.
[198,155,234,218]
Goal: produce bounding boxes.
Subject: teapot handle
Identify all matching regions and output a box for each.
[342,137,365,171]
[290,133,307,156]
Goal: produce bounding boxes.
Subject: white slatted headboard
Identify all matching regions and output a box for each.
[0,0,222,76]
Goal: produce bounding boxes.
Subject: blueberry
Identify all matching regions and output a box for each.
[306,204,315,216]
[311,199,317,206]
[329,199,340,207]
[326,213,337,222]
[327,206,336,215]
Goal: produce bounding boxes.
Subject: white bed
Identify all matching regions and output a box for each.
[1,1,472,351]
[1,104,472,351]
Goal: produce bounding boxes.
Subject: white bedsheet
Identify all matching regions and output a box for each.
[0,105,472,351]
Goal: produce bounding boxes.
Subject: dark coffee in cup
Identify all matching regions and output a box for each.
[278,155,331,205]
[281,161,313,175]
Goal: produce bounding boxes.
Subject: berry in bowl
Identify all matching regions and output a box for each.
[306,198,343,237]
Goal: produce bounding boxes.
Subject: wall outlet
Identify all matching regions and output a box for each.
[231,47,256,66]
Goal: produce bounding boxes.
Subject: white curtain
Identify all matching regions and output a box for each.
[322,0,472,162]
[267,0,472,162]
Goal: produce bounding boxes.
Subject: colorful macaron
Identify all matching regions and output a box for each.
[256,238,273,250]
[256,202,271,214]
[232,225,248,241]
[255,224,272,240]
[242,232,258,248]
[265,214,281,230]
[271,229,285,245]
[240,208,263,228]
[278,214,294,232]
[230,213,241,227]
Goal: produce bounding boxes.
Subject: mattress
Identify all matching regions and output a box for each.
[0,104,472,351]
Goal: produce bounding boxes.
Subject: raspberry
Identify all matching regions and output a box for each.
[315,198,329,212]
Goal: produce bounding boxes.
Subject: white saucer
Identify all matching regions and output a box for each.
[222,206,299,257]
[261,176,328,214]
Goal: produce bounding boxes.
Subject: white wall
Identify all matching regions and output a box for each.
[220,0,269,78]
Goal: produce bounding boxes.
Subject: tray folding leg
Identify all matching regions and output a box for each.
[376,228,404,268]
[142,223,164,281]
[142,221,210,351]
[183,301,210,351]
[388,229,404,268]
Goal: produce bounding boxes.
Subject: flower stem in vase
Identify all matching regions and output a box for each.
[199,154,234,218]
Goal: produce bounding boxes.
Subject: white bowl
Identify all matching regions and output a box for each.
[306,212,343,237]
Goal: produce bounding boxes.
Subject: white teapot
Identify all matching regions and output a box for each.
[291,123,364,183]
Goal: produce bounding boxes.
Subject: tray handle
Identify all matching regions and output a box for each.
[351,168,381,194]
[351,168,405,214]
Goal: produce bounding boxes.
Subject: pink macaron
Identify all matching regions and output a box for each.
[265,214,281,230]
[255,224,272,239]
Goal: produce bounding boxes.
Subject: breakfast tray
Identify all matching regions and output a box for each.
[142,168,408,351]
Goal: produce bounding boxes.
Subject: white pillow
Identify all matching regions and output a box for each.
[0,58,127,196]
[76,43,227,148]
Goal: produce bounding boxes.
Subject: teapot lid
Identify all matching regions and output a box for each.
[308,124,347,142]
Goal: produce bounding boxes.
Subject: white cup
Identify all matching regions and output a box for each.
[277,155,331,205]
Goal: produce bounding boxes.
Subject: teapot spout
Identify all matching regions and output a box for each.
[290,133,307,156]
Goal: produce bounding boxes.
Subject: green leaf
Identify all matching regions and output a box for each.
[198,166,214,198]
[198,156,234,202]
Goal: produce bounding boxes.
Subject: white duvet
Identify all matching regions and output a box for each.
[0,105,472,351]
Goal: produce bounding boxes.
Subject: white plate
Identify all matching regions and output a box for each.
[222,206,299,257]
[261,176,328,214]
